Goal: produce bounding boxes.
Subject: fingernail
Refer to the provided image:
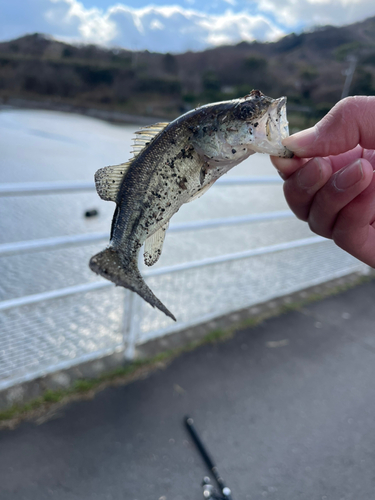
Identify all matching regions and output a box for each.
[335,160,363,190]
[282,126,317,155]
[297,158,322,189]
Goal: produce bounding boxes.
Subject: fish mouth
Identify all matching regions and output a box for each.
[275,97,290,142]
[265,97,289,143]
[249,96,293,158]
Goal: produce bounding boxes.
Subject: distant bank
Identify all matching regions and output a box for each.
[0,96,165,126]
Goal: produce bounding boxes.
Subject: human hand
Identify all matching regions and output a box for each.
[271,96,375,267]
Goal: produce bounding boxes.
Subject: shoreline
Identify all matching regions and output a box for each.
[0,96,166,126]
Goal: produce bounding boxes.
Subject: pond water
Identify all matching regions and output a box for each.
[0,108,311,302]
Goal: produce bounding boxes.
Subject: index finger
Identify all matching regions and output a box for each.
[270,155,307,179]
[271,146,364,180]
[271,145,364,179]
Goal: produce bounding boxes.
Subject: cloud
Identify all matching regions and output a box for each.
[44,0,117,44]
[258,0,375,29]
[200,11,283,46]
[1,0,375,53]
[105,4,285,51]
[0,0,284,52]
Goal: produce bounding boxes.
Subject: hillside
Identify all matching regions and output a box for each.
[1,16,375,124]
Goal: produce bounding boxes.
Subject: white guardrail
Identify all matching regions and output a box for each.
[0,176,294,309]
[0,176,282,196]
[0,177,365,391]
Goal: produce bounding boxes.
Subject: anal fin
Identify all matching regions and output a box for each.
[144,222,169,266]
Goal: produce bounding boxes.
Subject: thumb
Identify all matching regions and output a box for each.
[283,96,375,158]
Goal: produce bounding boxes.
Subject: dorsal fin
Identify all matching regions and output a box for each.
[94,162,131,202]
[131,122,169,157]
[94,122,169,202]
[144,221,169,266]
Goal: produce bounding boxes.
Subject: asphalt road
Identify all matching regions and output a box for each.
[1,278,375,500]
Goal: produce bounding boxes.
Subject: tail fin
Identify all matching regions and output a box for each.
[89,248,176,321]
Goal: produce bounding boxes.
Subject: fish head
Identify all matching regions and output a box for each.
[189,90,293,165]
[222,89,293,158]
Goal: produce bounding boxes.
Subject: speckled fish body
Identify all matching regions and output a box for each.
[89,90,293,320]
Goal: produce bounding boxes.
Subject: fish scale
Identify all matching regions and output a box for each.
[89,90,293,320]
[118,129,200,242]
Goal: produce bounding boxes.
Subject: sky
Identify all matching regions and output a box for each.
[1,0,375,53]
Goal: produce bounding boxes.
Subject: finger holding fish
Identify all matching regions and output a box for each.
[281,157,333,221]
[281,156,373,237]
[270,95,375,267]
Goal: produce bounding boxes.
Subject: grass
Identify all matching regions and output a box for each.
[0,272,373,428]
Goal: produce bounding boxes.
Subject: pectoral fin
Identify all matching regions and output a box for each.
[186,180,215,203]
[144,222,169,266]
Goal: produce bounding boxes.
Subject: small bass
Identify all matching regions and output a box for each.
[89,90,292,321]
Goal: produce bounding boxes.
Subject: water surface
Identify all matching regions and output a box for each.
[0,108,311,301]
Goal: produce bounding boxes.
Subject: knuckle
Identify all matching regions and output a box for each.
[283,173,306,198]
[331,227,347,250]
[316,99,348,133]
[282,179,296,207]
[283,180,307,220]
[293,209,309,222]
[283,174,321,222]
[331,206,359,251]
[315,97,364,150]
[306,217,316,234]
[331,217,353,250]
[282,178,293,199]
[332,96,363,117]
[307,207,333,238]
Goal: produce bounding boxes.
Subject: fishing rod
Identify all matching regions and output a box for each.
[184,416,233,500]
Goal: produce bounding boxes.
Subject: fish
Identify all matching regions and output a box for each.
[89,89,293,321]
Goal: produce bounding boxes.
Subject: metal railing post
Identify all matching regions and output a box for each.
[124,292,142,360]
[123,253,144,360]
